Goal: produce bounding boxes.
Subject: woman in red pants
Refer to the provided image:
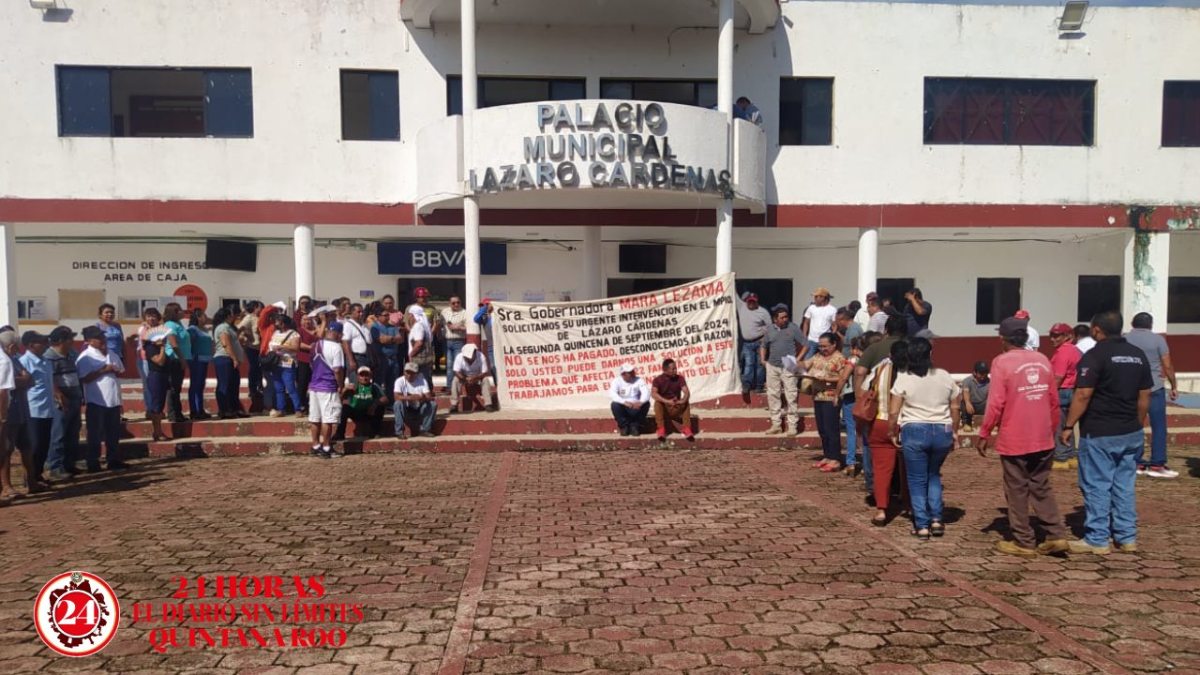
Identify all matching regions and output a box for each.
[866,340,910,526]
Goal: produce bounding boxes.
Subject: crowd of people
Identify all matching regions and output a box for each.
[737,286,1181,555]
[0,290,503,491]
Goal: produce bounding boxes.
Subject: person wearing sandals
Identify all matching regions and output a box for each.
[141,332,172,442]
[865,340,909,526]
[801,332,853,472]
[888,338,962,540]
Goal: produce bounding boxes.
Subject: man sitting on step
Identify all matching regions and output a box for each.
[393,362,437,439]
[651,358,694,442]
[449,343,495,413]
[609,363,650,437]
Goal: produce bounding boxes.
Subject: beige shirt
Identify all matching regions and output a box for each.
[890,369,960,427]
[237,314,260,347]
[441,307,468,341]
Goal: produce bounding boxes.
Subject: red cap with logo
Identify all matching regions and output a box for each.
[1013,309,1030,320]
[1049,322,1073,336]
[414,287,430,298]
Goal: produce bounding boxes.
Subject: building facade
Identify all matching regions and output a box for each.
[1,0,1198,366]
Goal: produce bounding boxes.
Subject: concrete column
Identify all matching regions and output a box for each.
[0,224,15,328]
[579,226,603,300]
[461,0,481,341]
[714,0,734,275]
[857,227,879,304]
[1122,230,1170,326]
[293,224,315,300]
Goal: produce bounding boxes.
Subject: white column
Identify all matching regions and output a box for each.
[1122,230,1170,325]
[857,227,879,304]
[293,224,315,300]
[0,224,15,329]
[714,0,735,275]
[461,0,481,340]
[580,226,603,300]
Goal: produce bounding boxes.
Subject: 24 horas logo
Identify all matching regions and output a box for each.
[34,571,120,657]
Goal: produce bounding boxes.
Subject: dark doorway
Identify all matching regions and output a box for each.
[395,278,466,308]
[734,279,794,315]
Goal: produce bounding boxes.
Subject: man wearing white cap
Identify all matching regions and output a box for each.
[609,363,650,436]
[450,343,494,413]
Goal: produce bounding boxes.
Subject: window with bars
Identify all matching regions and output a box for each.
[924,77,1094,146]
[1163,81,1200,147]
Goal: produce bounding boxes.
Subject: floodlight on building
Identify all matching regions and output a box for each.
[1058,1,1089,31]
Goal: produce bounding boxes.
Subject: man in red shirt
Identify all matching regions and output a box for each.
[1048,323,1082,470]
[976,318,1069,558]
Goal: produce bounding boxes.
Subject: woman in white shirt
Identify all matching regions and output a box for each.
[887,338,962,541]
[267,314,303,417]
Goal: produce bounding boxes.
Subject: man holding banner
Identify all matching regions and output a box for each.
[609,364,651,436]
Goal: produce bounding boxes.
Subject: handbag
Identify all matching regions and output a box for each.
[852,388,879,424]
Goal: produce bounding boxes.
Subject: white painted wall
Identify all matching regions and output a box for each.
[12,224,1198,337]
[2,0,1197,206]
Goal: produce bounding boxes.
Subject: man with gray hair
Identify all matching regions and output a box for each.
[1124,312,1178,479]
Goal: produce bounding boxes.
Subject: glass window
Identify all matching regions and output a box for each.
[446,76,586,115]
[779,77,833,145]
[599,79,717,108]
[57,66,252,138]
[341,70,400,141]
[876,278,916,311]
[57,66,112,136]
[1077,275,1120,322]
[976,278,1022,325]
[1163,81,1200,147]
[924,78,1095,146]
[1167,277,1200,323]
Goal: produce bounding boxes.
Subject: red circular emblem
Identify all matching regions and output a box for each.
[174,284,209,313]
[34,571,120,657]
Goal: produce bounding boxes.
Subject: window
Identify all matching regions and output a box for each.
[976,278,1021,325]
[733,279,794,319]
[1077,275,1120,322]
[446,76,585,115]
[779,78,833,145]
[1163,81,1200,147]
[924,78,1094,146]
[618,244,667,274]
[341,70,399,141]
[875,278,916,312]
[57,66,253,137]
[599,79,716,108]
[17,298,47,321]
[1168,277,1200,323]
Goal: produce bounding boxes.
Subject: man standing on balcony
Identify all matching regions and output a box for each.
[734,97,763,127]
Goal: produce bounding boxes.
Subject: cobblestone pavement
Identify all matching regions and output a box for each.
[0,445,1198,674]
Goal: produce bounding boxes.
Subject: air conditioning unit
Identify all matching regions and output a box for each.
[30,0,59,9]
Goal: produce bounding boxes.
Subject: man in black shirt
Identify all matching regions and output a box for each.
[1061,311,1152,555]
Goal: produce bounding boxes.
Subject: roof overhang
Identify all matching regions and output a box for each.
[401,0,779,35]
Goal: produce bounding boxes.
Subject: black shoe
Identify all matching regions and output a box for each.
[631,428,641,437]
[169,416,188,424]
[310,447,330,459]
[107,461,130,471]
[85,463,103,473]
[619,427,630,437]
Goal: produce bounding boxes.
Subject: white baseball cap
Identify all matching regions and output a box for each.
[619,363,636,374]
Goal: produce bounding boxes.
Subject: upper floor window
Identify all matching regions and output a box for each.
[779,77,833,145]
[56,66,253,138]
[599,79,716,108]
[924,77,1094,146]
[341,70,399,141]
[1163,81,1200,147]
[446,76,585,115]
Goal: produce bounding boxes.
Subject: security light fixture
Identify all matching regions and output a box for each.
[29,0,58,9]
[1058,1,1088,31]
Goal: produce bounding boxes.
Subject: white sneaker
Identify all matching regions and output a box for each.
[1145,466,1179,479]
[1136,465,1148,476]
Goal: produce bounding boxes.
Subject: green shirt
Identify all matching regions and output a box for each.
[347,383,383,412]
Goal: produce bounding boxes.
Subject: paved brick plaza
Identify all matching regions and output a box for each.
[0,446,1197,674]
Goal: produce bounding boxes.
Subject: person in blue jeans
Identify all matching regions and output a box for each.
[737,293,771,392]
[1060,311,1153,554]
[186,309,214,419]
[45,327,82,479]
[887,338,962,540]
[1124,313,1179,479]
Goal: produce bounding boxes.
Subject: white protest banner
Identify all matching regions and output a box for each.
[492,273,739,410]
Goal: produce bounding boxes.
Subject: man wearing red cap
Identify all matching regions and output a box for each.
[1014,310,1039,351]
[1048,323,1082,469]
